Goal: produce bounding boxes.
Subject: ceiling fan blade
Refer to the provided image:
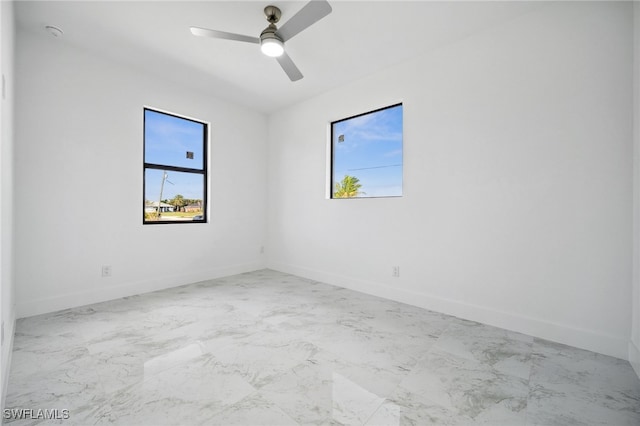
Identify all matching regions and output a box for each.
[190,27,260,44]
[276,0,332,42]
[276,52,303,82]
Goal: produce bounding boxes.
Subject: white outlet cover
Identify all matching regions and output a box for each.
[101,266,112,277]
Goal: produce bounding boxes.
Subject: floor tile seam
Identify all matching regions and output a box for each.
[430,342,523,371]
[294,344,408,400]
[198,390,265,425]
[80,346,119,402]
[202,389,300,426]
[404,345,534,410]
[526,377,640,408]
[522,387,640,426]
[365,369,427,424]
[524,343,537,404]
[7,352,86,377]
[383,386,470,424]
[84,331,171,355]
[266,393,304,426]
[6,342,103,387]
[102,372,260,425]
[94,351,218,402]
[525,383,640,420]
[410,332,442,368]
[5,365,109,415]
[254,387,331,425]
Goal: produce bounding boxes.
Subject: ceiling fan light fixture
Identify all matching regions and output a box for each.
[261,37,284,57]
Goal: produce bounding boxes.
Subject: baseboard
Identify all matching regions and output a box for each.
[630,340,640,379]
[268,262,629,360]
[16,262,265,319]
[2,306,16,411]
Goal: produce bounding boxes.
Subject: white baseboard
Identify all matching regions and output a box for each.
[16,262,265,319]
[2,306,16,411]
[15,260,631,362]
[268,262,629,360]
[630,340,640,379]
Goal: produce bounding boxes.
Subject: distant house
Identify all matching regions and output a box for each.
[184,203,202,213]
[145,201,174,213]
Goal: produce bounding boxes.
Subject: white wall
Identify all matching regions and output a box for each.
[267,2,633,359]
[632,1,640,378]
[14,28,268,318]
[0,0,15,408]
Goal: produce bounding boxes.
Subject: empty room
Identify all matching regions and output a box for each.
[1,0,640,424]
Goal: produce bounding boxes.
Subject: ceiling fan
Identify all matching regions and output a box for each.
[190,0,332,82]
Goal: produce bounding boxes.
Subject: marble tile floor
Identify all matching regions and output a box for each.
[4,269,640,425]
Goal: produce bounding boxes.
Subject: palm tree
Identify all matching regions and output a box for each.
[334,175,365,198]
[170,194,186,211]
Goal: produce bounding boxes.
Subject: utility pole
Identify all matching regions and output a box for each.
[157,171,168,219]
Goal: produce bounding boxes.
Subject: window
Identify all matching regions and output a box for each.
[143,108,207,224]
[331,103,403,199]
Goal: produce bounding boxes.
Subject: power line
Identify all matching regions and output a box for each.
[346,164,402,172]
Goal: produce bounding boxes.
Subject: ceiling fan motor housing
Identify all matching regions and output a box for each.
[264,5,282,24]
[260,24,282,44]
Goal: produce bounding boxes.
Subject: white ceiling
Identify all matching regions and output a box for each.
[14,1,546,113]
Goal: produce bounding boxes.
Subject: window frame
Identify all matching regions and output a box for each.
[330,102,404,199]
[143,107,208,225]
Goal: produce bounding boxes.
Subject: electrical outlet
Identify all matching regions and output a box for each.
[392,266,400,278]
[101,265,112,277]
[1,320,4,345]
[260,246,265,254]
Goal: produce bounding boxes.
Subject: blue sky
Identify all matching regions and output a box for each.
[144,110,206,202]
[332,104,403,197]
